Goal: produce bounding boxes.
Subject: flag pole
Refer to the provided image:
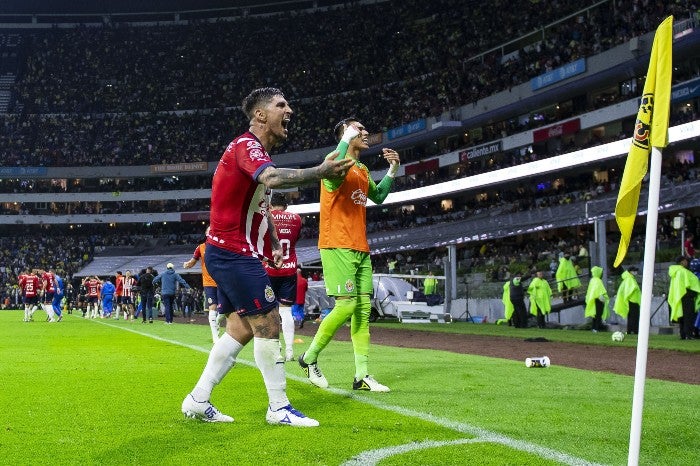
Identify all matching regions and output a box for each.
[627,146,662,465]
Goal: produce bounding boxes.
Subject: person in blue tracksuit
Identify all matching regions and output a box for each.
[101,278,116,318]
[52,273,65,322]
[153,263,190,324]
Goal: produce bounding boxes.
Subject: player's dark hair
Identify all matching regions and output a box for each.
[333,116,358,142]
[242,87,285,120]
[270,192,288,209]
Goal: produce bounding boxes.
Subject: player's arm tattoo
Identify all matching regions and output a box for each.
[267,210,281,251]
[258,166,321,189]
[258,156,352,188]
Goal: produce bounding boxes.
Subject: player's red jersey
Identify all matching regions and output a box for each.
[115,274,124,297]
[123,276,136,299]
[21,274,40,298]
[17,273,27,289]
[295,272,308,305]
[207,132,275,259]
[86,278,101,298]
[42,272,56,293]
[265,209,302,277]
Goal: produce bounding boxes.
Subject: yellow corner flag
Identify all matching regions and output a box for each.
[613,16,673,267]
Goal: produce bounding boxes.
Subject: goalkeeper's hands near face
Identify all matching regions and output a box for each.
[381,148,400,167]
[381,147,401,176]
[340,123,361,142]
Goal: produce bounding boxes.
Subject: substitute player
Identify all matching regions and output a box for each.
[184,227,221,342]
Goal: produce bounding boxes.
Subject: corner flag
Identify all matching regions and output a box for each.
[613,16,673,267]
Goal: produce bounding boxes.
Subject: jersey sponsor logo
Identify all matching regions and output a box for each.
[274,211,296,220]
[246,140,262,150]
[264,285,276,302]
[351,189,367,206]
[279,228,291,234]
[344,279,355,293]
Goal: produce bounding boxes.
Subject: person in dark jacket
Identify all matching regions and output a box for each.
[153,263,190,324]
[138,267,156,323]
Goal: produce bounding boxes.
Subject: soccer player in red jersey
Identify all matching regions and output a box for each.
[40,268,57,322]
[265,193,303,361]
[121,270,137,321]
[292,267,308,328]
[19,269,40,322]
[83,276,102,318]
[114,271,124,319]
[181,87,353,427]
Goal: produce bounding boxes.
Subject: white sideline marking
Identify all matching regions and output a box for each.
[96,320,606,466]
[342,439,484,465]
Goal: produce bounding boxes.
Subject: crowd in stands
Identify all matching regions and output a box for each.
[2,1,700,308]
[6,198,211,216]
[2,106,698,232]
[0,0,696,168]
[0,174,213,194]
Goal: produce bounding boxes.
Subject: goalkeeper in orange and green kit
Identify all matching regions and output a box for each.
[298,118,400,392]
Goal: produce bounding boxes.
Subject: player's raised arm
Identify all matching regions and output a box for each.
[257,152,353,189]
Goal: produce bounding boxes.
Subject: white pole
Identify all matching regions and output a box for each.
[627,147,663,465]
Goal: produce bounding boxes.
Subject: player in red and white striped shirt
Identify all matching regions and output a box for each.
[121,270,137,321]
[181,87,352,426]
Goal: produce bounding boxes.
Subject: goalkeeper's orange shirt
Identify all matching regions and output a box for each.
[194,243,217,287]
[318,162,370,253]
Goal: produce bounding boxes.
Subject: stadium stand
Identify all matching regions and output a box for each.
[1,0,699,305]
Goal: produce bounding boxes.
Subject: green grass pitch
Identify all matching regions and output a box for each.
[1,311,698,465]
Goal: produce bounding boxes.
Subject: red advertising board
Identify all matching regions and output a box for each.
[533,119,580,143]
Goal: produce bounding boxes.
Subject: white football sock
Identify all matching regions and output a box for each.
[253,337,288,410]
[191,332,242,402]
[279,305,295,354]
[208,309,219,341]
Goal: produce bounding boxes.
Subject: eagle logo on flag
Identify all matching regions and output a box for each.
[632,93,654,151]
